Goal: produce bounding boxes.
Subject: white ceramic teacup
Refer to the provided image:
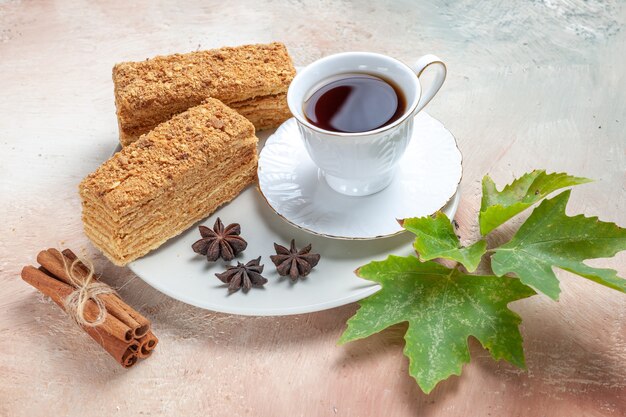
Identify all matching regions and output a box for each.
[287,52,447,196]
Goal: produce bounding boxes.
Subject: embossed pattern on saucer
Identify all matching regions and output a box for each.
[257,112,463,239]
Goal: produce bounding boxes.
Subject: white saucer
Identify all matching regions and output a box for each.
[257,112,463,239]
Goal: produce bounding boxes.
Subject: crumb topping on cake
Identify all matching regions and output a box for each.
[113,42,295,115]
[80,98,256,212]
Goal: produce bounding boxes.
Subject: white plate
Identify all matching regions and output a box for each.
[128,114,462,316]
[258,113,462,239]
[129,187,460,316]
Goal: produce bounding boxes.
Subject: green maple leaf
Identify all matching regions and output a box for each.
[403,212,487,272]
[491,190,626,300]
[479,170,591,235]
[339,256,535,393]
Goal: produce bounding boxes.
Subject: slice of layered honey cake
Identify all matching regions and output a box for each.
[80,98,257,265]
[113,42,295,146]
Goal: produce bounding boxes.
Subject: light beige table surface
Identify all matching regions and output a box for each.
[1,1,625,416]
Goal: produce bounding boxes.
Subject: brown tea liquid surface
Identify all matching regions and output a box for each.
[303,73,406,133]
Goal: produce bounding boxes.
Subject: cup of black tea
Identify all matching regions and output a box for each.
[287,52,446,196]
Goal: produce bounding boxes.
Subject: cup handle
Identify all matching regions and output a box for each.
[412,54,447,115]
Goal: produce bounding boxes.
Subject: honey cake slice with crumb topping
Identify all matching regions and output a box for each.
[80,98,258,266]
[113,42,295,146]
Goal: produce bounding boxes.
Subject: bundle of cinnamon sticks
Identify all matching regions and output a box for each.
[20,248,158,368]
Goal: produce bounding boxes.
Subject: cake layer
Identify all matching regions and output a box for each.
[81,99,256,216]
[119,92,292,145]
[81,139,256,227]
[80,99,259,265]
[83,158,257,265]
[81,145,257,237]
[114,42,296,146]
[84,156,256,250]
[229,93,292,132]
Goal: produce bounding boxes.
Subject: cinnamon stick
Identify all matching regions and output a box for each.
[21,266,138,367]
[122,351,138,368]
[32,264,133,343]
[38,248,151,338]
[62,249,152,338]
[137,330,159,358]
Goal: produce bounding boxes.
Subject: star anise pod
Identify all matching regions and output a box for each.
[191,218,247,262]
[270,239,321,281]
[215,257,267,293]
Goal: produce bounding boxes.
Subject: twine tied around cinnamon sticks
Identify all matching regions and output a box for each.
[60,254,116,327]
[21,248,158,368]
